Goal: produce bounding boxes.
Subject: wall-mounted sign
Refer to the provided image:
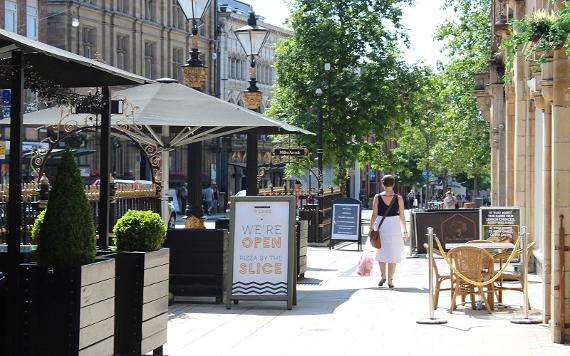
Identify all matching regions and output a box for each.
[331,198,362,250]
[480,207,520,243]
[273,148,307,156]
[226,196,296,310]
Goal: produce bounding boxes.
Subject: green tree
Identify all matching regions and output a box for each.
[37,149,96,268]
[433,0,491,191]
[268,0,412,188]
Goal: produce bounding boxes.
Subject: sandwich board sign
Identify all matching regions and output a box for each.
[330,197,362,250]
[480,207,521,243]
[226,195,296,310]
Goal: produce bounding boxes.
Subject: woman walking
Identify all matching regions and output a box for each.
[370,175,409,288]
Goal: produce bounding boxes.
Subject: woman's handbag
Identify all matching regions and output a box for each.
[369,195,397,249]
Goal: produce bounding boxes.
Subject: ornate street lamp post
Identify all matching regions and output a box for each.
[180,0,211,89]
[179,0,211,225]
[234,8,270,196]
[315,87,324,185]
[234,8,270,111]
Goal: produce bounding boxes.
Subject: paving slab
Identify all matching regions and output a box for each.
[159,239,570,356]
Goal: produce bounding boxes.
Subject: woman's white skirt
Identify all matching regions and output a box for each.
[373,216,403,263]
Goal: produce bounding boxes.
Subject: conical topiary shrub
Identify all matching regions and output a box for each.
[37,148,96,268]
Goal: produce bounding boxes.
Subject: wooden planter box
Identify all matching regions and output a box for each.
[165,229,227,302]
[297,220,308,278]
[17,258,116,355]
[114,248,169,356]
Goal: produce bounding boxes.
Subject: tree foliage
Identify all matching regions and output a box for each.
[268,0,413,184]
[269,0,492,191]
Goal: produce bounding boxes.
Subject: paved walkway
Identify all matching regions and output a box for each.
[160,242,570,356]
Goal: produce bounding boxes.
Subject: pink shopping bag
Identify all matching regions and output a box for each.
[356,252,375,276]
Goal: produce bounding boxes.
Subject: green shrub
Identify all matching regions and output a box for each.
[113,210,166,252]
[37,149,96,268]
[31,209,46,243]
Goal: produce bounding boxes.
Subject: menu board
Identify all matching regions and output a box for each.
[480,207,520,242]
[331,200,361,241]
[227,196,295,310]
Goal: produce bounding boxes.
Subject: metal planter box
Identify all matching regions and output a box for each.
[165,229,227,302]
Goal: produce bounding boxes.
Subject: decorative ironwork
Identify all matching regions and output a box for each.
[257,167,266,183]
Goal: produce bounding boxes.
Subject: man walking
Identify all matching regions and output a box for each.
[202,184,214,216]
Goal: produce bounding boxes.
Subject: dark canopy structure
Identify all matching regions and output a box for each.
[0,30,150,350]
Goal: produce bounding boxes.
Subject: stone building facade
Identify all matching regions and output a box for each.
[475,0,569,342]
[41,0,291,208]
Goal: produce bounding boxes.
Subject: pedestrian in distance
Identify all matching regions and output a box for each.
[202,184,214,216]
[443,191,456,209]
[369,175,409,289]
[179,183,188,213]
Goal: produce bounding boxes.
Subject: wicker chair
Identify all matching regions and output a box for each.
[448,246,495,313]
[424,244,453,310]
[493,241,535,307]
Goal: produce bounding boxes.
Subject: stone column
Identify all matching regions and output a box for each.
[489,77,506,205]
[513,0,528,224]
[540,55,554,324]
[505,83,516,206]
[550,48,570,343]
[525,97,535,243]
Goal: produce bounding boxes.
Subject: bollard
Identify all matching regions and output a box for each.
[417,227,447,325]
[511,226,540,324]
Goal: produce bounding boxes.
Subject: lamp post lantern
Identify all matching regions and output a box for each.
[234,8,270,110]
[180,0,211,89]
[315,87,324,185]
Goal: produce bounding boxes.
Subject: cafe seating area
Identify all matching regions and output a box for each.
[428,237,531,314]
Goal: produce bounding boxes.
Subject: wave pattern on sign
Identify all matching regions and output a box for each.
[232,281,287,295]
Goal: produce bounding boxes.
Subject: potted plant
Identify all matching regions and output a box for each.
[113,209,169,355]
[501,7,569,78]
[18,149,115,355]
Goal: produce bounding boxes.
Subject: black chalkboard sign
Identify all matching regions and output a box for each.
[480,207,520,243]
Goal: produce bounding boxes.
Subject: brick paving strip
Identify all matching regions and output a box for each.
[160,245,570,356]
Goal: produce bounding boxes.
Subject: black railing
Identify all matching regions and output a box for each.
[0,202,42,245]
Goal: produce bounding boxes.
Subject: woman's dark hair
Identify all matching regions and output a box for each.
[381,174,396,188]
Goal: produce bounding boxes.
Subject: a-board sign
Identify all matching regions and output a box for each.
[480,207,520,243]
[331,198,361,244]
[413,210,480,254]
[226,196,296,310]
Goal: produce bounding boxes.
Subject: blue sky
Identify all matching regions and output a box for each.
[246,0,451,68]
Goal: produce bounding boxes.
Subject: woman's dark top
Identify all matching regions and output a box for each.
[376,194,399,217]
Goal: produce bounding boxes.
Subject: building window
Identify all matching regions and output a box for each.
[144,41,157,78]
[172,47,184,82]
[82,27,96,59]
[145,0,156,21]
[116,0,129,14]
[81,0,97,5]
[172,0,185,30]
[116,34,129,71]
[26,1,39,40]
[4,1,17,33]
[230,58,236,79]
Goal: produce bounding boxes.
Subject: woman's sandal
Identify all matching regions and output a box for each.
[388,279,394,289]
[378,277,386,287]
